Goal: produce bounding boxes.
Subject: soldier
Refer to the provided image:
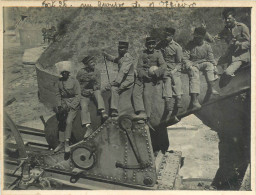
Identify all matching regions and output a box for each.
[133,37,166,119]
[76,55,108,139]
[103,41,135,117]
[157,27,183,113]
[54,61,81,153]
[183,27,219,110]
[215,8,250,76]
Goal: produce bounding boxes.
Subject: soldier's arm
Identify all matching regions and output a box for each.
[136,54,148,78]
[173,46,183,72]
[155,51,167,77]
[239,24,250,50]
[182,44,193,69]
[103,52,116,63]
[207,45,217,66]
[93,69,101,91]
[56,81,62,107]
[115,55,133,84]
[76,69,83,82]
[69,79,81,109]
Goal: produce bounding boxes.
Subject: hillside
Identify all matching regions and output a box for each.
[37,7,251,73]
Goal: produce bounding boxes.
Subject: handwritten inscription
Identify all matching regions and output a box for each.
[42,0,196,8]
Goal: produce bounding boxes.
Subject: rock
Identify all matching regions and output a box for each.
[22,46,46,65]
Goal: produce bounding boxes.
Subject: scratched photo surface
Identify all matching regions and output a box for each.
[3,7,251,191]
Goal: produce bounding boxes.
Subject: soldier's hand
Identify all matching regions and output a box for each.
[234,41,242,47]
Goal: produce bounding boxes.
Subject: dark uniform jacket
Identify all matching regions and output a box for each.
[76,68,101,97]
[183,40,216,67]
[217,22,250,63]
[137,49,166,79]
[113,53,134,90]
[56,77,81,110]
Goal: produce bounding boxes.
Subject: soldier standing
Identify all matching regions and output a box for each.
[183,27,219,110]
[76,55,108,139]
[157,27,183,113]
[54,61,81,153]
[103,41,135,117]
[215,8,250,76]
[133,37,166,119]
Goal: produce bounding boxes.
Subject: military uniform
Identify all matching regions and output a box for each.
[56,76,81,142]
[133,49,166,113]
[76,67,105,125]
[217,22,250,75]
[184,40,217,94]
[111,53,135,111]
[159,40,183,98]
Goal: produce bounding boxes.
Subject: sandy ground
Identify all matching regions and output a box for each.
[3,35,219,190]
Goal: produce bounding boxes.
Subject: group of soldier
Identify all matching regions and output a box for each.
[42,26,57,43]
[53,8,250,153]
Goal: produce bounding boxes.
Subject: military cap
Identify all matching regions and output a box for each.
[165,27,176,35]
[222,8,236,19]
[82,55,94,65]
[118,41,129,48]
[194,27,206,37]
[146,37,156,44]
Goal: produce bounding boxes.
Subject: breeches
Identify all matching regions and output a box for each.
[80,90,105,125]
[225,61,243,76]
[59,108,78,142]
[188,62,214,94]
[133,81,145,112]
[163,71,182,98]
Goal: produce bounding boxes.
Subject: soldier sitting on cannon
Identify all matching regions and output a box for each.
[215,8,250,77]
[76,55,108,139]
[102,41,135,117]
[54,61,81,153]
[183,27,219,110]
[133,37,167,119]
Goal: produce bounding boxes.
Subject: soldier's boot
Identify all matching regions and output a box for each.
[191,93,201,110]
[64,139,70,153]
[84,124,93,139]
[100,110,108,120]
[209,81,219,95]
[110,109,118,117]
[134,111,147,119]
[176,96,183,108]
[54,142,64,153]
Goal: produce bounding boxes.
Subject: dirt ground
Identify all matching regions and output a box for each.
[3,34,219,190]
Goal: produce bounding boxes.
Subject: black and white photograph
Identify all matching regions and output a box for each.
[1,1,255,193]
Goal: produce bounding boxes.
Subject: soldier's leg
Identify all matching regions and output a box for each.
[93,90,108,119]
[110,86,119,116]
[64,108,78,152]
[163,76,175,112]
[189,66,201,109]
[225,61,243,76]
[133,80,145,113]
[80,96,91,126]
[172,71,183,108]
[200,62,219,95]
[94,90,105,110]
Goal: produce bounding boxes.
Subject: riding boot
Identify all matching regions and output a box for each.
[176,96,182,108]
[209,81,219,95]
[84,124,93,139]
[64,139,70,153]
[165,97,174,120]
[54,142,64,153]
[191,93,201,110]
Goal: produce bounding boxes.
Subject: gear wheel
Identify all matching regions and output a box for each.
[71,147,95,170]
